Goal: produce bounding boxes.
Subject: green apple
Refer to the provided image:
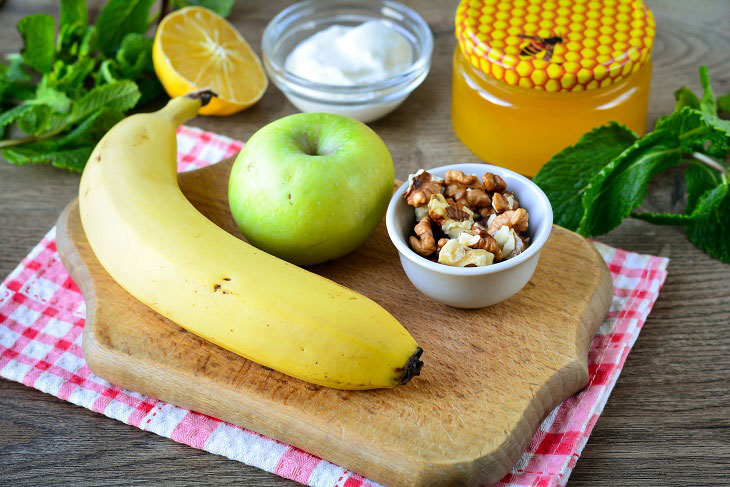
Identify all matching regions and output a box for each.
[228,112,394,266]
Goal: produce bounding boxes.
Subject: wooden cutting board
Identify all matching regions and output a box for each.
[56,157,612,487]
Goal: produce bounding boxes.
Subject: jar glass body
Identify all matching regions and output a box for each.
[451,48,652,177]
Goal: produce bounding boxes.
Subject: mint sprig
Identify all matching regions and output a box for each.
[0,1,232,172]
[535,67,730,263]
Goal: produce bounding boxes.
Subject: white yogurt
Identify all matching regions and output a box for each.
[285,20,413,86]
[282,20,415,122]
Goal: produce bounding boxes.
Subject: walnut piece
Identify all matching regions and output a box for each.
[487,208,528,235]
[478,206,496,219]
[466,188,492,209]
[443,170,491,212]
[438,239,494,267]
[428,194,472,224]
[444,169,484,189]
[437,238,449,250]
[409,217,437,256]
[482,172,507,192]
[493,226,516,257]
[414,205,429,221]
[429,194,476,238]
[460,223,502,260]
[492,192,519,213]
[404,170,443,208]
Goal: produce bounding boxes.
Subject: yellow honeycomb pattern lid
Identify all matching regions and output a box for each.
[455,0,655,92]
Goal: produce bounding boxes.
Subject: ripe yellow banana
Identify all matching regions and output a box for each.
[78,94,423,390]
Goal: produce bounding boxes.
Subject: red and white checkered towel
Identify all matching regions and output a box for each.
[0,126,669,487]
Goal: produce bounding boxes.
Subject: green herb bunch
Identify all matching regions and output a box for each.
[534,67,730,263]
[0,0,234,172]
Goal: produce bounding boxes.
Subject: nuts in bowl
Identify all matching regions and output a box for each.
[404,169,531,267]
[385,163,553,308]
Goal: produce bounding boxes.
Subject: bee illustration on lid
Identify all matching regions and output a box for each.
[518,34,563,62]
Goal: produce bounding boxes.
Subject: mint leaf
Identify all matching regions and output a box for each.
[27,81,73,113]
[56,21,85,57]
[135,76,165,107]
[79,26,98,57]
[97,0,155,56]
[47,57,96,98]
[60,0,88,29]
[657,106,730,158]
[631,211,692,225]
[533,122,638,231]
[0,104,34,128]
[17,14,56,73]
[631,171,727,225]
[17,105,53,135]
[2,143,92,172]
[69,80,141,123]
[116,33,154,79]
[698,66,717,116]
[577,130,682,236]
[718,91,730,115]
[3,54,30,83]
[686,176,730,263]
[673,87,699,111]
[171,0,235,17]
[686,162,722,213]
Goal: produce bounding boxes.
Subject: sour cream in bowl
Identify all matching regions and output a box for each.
[262,0,433,123]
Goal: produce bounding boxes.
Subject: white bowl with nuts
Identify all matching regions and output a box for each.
[385,163,553,308]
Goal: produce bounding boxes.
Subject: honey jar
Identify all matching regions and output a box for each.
[452,0,655,176]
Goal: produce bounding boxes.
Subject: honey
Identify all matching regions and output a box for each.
[452,0,655,177]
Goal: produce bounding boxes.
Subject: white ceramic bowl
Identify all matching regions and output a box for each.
[261,0,433,123]
[385,163,553,308]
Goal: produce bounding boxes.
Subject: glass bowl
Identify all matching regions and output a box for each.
[262,0,433,123]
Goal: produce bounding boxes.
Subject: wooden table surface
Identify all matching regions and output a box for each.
[1,1,729,485]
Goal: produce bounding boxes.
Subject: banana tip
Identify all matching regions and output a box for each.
[399,347,423,385]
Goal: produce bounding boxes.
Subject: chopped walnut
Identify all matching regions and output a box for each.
[429,194,475,238]
[443,170,491,213]
[408,217,437,256]
[482,172,507,192]
[407,168,530,267]
[493,226,516,257]
[438,239,494,267]
[459,224,502,260]
[512,232,528,257]
[428,193,450,224]
[444,169,484,189]
[404,170,443,207]
[478,206,496,219]
[487,208,528,235]
[414,205,429,221]
[466,188,492,209]
[491,193,509,213]
[492,192,519,213]
[428,194,472,225]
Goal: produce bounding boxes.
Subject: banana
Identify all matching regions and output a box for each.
[78,94,422,390]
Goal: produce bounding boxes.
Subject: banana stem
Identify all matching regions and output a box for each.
[398,347,423,385]
[157,91,218,126]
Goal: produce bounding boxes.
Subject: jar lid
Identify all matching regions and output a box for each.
[455,0,655,92]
